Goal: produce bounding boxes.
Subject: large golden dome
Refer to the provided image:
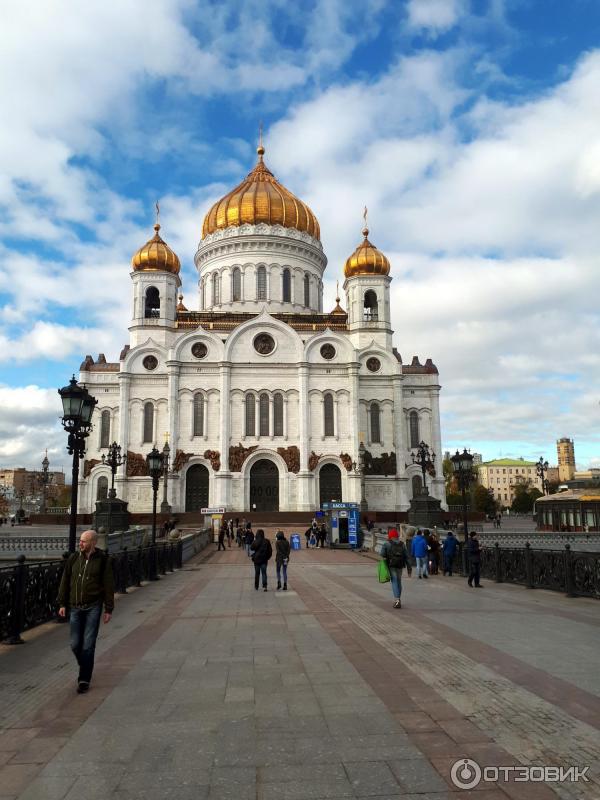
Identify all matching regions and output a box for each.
[131,223,180,274]
[202,146,320,240]
[344,226,390,278]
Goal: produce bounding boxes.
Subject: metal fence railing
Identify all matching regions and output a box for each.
[0,529,211,644]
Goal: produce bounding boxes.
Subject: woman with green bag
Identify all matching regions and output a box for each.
[380,529,411,608]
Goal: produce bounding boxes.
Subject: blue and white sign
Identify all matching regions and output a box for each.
[348,508,360,547]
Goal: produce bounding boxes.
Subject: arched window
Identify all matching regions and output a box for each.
[259,393,269,436]
[324,393,334,437]
[409,411,420,449]
[273,393,284,436]
[304,273,310,307]
[143,402,154,443]
[245,394,255,437]
[193,394,204,437]
[100,410,110,448]
[412,475,422,497]
[370,403,381,444]
[232,268,241,301]
[144,287,160,318]
[364,290,378,321]
[282,269,291,303]
[257,265,267,300]
[97,476,108,501]
[212,272,221,305]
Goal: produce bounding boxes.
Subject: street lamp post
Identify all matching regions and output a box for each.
[146,447,164,545]
[101,442,126,498]
[37,452,52,513]
[450,448,475,541]
[358,440,368,513]
[160,440,171,515]
[412,441,436,495]
[59,377,97,553]
[536,457,549,495]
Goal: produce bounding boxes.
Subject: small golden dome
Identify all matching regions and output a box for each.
[344,226,390,278]
[176,293,188,311]
[131,223,180,274]
[202,146,320,240]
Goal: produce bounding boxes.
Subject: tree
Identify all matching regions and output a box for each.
[471,484,497,516]
[0,491,8,516]
[442,456,456,495]
[511,484,542,514]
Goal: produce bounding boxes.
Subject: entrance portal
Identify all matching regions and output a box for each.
[185,464,209,512]
[250,459,279,512]
[319,463,342,507]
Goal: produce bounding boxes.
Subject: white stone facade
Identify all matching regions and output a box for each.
[78,223,444,514]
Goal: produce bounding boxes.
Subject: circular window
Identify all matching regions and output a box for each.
[366,357,381,373]
[192,342,208,359]
[320,343,336,360]
[143,355,158,371]
[254,333,275,355]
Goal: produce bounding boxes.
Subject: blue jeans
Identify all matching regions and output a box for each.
[276,561,288,585]
[70,602,102,684]
[254,562,267,589]
[389,567,402,599]
[415,556,428,577]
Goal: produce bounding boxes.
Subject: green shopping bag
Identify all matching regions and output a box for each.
[377,559,391,583]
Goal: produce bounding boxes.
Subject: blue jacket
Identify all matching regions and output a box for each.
[442,535,457,557]
[411,534,428,558]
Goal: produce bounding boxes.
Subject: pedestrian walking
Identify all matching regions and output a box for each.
[57,530,114,694]
[319,522,327,548]
[217,525,226,551]
[411,529,429,579]
[380,529,411,608]
[275,531,291,590]
[442,530,457,576]
[467,531,483,587]
[304,526,312,549]
[245,527,254,557]
[251,529,272,591]
[428,532,440,574]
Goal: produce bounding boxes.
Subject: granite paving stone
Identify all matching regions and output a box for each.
[2,546,599,799]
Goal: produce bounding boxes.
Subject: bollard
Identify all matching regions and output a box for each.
[136,546,143,586]
[564,544,576,598]
[494,542,502,583]
[525,542,534,589]
[118,548,128,594]
[7,555,27,645]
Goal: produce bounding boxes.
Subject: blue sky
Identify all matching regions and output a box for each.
[1,0,599,473]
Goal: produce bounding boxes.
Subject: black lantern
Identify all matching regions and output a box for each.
[450,448,475,542]
[102,442,126,498]
[146,447,164,547]
[58,376,97,553]
[536,457,549,495]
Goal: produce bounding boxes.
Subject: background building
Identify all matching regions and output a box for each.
[75,146,445,515]
[557,437,576,482]
[477,458,543,507]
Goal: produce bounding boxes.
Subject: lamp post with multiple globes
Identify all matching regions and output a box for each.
[58,377,97,553]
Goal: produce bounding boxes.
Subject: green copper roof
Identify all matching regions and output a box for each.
[478,458,537,467]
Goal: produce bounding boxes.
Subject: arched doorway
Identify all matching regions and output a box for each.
[319,464,342,507]
[250,459,279,512]
[185,464,209,512]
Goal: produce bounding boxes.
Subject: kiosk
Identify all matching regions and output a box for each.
[322,502,360,548]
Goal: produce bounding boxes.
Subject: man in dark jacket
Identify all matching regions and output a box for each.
[467,531,483,587]
[58,530,114,693]
[250,529,272,591]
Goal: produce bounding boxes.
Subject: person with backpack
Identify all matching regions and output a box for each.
[442,530,458,576]
[250,528,272,591]
[380,529,411,608]
[244,526,254,557]
[275,531,291,590]
[57,530,114,694]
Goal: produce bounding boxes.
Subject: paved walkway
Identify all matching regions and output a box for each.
[0,545,599,799]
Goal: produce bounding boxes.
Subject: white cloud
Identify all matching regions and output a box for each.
[406,0,467,34]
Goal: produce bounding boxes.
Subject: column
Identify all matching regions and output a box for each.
[334,395,339,441]
[283,396,288,439]
[215,362,231,507]
[117,374,131,472]
[347,364,362,505]
[167,363,180,454]
[269,395,274,440]
[299,366,309,470]
[430,388,444,503]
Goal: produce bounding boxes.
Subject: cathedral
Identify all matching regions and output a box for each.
[77,144,444,515]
